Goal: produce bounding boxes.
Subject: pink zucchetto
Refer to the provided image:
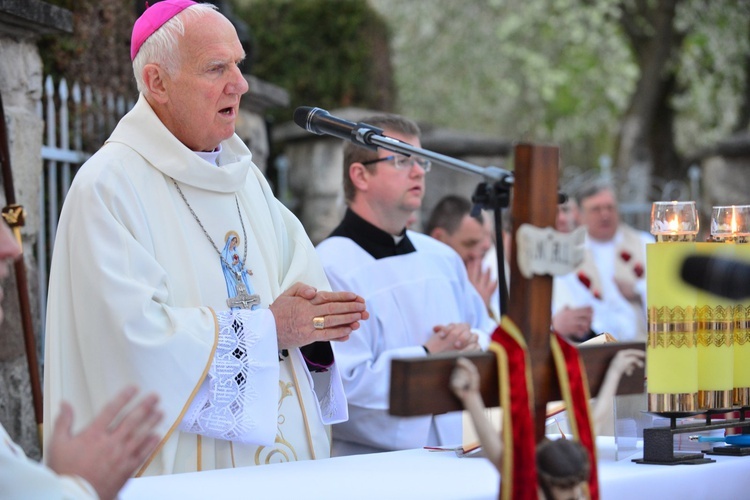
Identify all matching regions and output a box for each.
[130,0,197,60]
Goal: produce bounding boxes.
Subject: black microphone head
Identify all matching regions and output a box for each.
[681,255,750,301]
[293,106,325,134]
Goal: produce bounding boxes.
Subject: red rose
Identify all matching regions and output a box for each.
[633,263,644,278]
[620,251,632,262]
[577,271,591,289]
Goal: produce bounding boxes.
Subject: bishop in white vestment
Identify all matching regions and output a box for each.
[45,2,366,476]
[43,85,356,480]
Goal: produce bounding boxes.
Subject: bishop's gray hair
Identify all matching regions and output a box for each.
[132,3,219,93]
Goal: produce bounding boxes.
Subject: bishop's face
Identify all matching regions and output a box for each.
[159,11,249,152]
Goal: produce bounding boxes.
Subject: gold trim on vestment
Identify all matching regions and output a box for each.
[288,352,317,460]
[648,392,698,413]
[698,389,734,410]
[197,435,202,471]
[136,307,221,477]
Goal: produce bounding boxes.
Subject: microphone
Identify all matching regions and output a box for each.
[293,106,383,150]
[680,255,750,300]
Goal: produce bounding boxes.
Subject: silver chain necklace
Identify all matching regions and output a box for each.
[171,178,260,309]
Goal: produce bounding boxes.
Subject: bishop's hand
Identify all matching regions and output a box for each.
[270,282,369,349]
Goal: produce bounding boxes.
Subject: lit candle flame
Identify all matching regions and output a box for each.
[668,216,679,232]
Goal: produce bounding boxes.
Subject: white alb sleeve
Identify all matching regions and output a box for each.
[178,308,279,445]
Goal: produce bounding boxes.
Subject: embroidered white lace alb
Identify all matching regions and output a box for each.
[179,309,263,442]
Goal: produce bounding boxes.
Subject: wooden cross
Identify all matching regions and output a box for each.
[389,143,645,442]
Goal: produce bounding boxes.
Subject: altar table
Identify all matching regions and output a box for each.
[120,437,750,499]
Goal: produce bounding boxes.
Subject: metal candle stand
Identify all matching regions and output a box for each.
[633,408,750,465]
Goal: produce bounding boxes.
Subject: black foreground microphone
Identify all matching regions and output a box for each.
[293,106,384,149]
[680,255,750,300]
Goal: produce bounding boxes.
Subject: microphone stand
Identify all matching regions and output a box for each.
[359,129,514,317]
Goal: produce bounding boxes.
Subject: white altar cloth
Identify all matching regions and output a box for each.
[120,437,749,499]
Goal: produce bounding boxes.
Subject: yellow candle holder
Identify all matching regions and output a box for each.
[695,244,734,410]
[734,302,750,406]
[646,242,699,413]
[732,244,750,406]
[696,309,733,409]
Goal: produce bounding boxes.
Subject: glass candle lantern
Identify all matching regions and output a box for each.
[710,205,750,243]
[651,201,699,242]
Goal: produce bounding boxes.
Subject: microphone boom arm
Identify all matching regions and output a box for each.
[366,133,513,184]
[295,106,515,316]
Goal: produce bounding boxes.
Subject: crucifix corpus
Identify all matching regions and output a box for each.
[227,280,261,309]
[388,143,646,491]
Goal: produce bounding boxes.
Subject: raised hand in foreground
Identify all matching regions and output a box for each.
[46,386,163,500]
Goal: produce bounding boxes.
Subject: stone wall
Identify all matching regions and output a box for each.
[0,0,72,460]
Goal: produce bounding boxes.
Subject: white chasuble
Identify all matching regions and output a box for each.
[43,95,345,475]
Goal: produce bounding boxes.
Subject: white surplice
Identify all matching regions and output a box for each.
[317,232,495,453]
[43,95,346,475]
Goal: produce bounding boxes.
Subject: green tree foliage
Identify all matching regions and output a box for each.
[37,0,135,96]
[369,0,749,175]
[369,0,637,167]
[237,0,395,123]
[673,0,750,154]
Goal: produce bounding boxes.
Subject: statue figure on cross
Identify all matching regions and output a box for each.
[449,348,645,499]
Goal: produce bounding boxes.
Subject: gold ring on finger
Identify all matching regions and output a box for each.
[313,316,325,330]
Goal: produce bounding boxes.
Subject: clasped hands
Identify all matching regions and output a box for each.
[424,322,480,354]
[270,282,369,349]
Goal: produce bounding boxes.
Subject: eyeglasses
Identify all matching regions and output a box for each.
[361,155,432,172]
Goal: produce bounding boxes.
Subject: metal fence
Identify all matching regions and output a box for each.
[37,76,133,330]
